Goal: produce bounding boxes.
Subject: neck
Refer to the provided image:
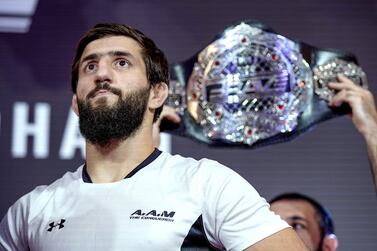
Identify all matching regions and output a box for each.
[85,122,155,183]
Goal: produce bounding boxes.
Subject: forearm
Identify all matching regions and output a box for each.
[360,113,377,191]
[365,135,377,191]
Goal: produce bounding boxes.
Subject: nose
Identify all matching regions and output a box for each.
[94,60,113,85]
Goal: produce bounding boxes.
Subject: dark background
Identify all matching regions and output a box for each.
[1,0,377,250]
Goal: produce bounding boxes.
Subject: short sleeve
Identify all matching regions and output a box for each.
[200,160,289,251]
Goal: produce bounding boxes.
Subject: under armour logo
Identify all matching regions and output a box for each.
[47,219,66,232]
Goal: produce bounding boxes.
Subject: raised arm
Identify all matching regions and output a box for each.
[329,75,377,190]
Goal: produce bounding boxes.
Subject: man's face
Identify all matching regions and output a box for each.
[75,35,149,108]
[73,36,152,145]
[270,199,322,251]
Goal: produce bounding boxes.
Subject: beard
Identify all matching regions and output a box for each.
[77,83,150,147]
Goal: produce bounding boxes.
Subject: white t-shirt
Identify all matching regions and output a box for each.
[0,149,288,251]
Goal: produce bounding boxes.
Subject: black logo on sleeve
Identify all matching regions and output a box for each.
[130,209,175,222]
[47,219,66,232]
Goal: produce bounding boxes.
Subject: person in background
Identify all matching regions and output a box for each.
[269,193,338,251]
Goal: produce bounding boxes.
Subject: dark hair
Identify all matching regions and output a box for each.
[269,192,335,239]
[71,23,169,122]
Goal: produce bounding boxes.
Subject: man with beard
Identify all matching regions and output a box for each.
[0,23,308,251]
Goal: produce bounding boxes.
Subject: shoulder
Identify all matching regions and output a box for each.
[157,151,254,198]
[157,151,238,182]
[0,166,83,248]
[5,166,83,223]
[159,151,234,173]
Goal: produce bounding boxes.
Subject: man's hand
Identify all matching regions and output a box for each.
[153,106,181,147]
[329,75,377,139]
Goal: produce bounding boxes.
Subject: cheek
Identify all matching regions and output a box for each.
[295,229,315,250]
[76,79,91,99]
[122,70,149,88]
[75,87,86,100]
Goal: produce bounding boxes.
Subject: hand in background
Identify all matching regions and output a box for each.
[329,75,377,139]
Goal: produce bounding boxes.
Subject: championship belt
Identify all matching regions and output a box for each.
[163,21,367,148]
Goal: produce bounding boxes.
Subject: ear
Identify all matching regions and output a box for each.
[71,94,79,116]
[322,234,338,251]
[149,82,168,109]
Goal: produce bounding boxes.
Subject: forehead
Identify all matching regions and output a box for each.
[270,199,318,222]
[81,35,143,61]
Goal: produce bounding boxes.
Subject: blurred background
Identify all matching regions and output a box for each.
[0,0,376,250]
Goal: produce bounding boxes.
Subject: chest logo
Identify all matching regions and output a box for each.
[47,219,66,232]
[130,209,175,222]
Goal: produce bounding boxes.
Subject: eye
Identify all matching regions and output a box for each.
[115,58,130,69]
[84,62,97,73]
[291,222,306,231]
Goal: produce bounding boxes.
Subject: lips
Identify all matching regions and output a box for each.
[88,89,112,100]
[93,89,111,97]
[87,83,122,100]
